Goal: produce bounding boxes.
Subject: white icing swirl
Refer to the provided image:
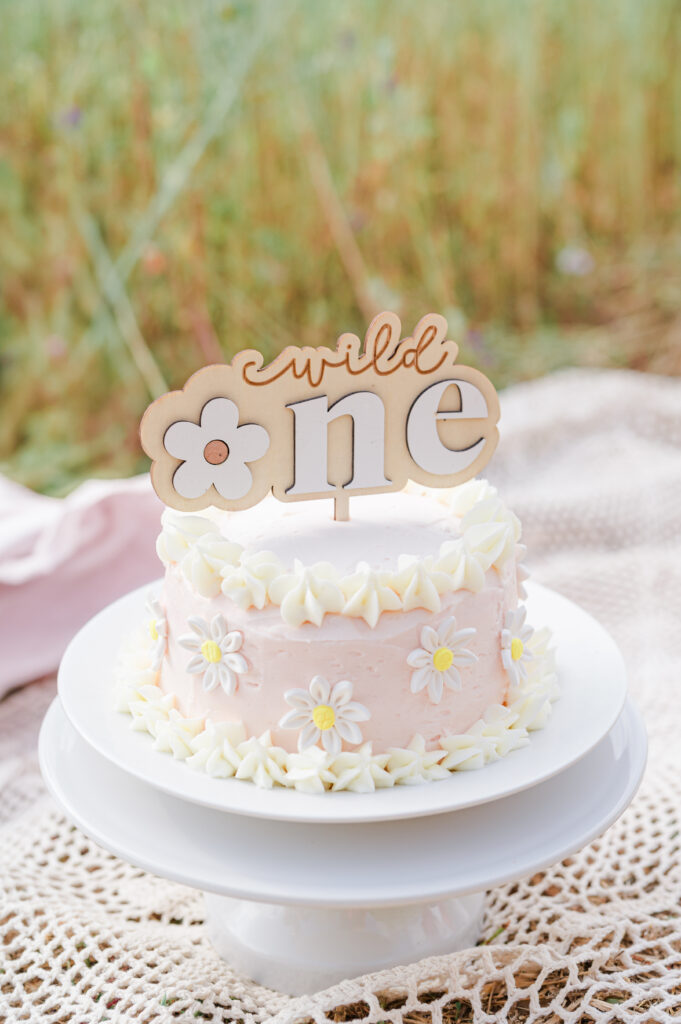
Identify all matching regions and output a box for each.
[221,551,284,610]
[155,480,526,628]
[386,735,450,784]
[285,747,336,794]
[461,494,521,554]
[340,563,401,627]
[187,720,246,778]
[156,510,220,565]
[234,731,288,789]
[394,555,450,613]
[435,539,486,592]
[330,743,393,792]
[268,560,344,627]
[447,477,498,516]
[180,534,243,598]
[153,709,204,758]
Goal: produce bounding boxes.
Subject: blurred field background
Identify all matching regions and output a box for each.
[1,0,680,494]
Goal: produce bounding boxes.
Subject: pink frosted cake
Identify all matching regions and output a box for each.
[116,478,558,792]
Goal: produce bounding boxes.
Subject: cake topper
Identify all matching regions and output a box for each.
[140,311,500,521]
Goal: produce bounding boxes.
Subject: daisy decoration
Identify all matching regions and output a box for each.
[407,617,477,704]
[279,675,370,755]
[501,605,534,687]
[178,613,247,695]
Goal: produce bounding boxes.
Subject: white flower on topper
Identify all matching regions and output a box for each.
[279,675,370,755]
[178,613,247,695]
[407,617,477,704]
[501,606,535,688]
[164,397,269,501]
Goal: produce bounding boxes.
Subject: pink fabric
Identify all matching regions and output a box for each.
[0,474,163,697]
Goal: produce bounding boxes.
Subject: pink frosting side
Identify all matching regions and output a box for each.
[159,560,517,753]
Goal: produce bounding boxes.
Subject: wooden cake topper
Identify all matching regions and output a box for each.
[140,312,500,521]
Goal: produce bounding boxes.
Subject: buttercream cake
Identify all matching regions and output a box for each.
[116,477,558,792]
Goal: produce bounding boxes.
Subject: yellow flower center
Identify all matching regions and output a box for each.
[511,637,524,661]
[312,704,336,731]
[149,620,158,642]
[433,646,454,672]
[201,639,223,664]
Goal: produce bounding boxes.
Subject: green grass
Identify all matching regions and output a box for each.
[1,0,680,493]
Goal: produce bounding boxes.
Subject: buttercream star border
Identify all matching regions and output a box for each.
[155,479,529,628]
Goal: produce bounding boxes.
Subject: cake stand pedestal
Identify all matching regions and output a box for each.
[204,892,485,992]
[39,698,646,995]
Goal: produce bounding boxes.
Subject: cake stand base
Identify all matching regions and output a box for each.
[39,698,646,995]
[203,891,486,994]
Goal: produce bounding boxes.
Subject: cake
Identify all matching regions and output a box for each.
[116,478,559,793]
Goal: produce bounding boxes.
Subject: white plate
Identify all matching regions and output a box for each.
[40,697,646,907]
[58,581,628,824]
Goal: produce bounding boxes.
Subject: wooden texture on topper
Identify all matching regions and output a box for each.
[140,311,500,515]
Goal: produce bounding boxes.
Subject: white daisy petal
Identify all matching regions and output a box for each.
[407,650,431,668]
[299,722,321,750]
[223,631,243,653]
[335,719,363,745]
[428,674,444,704]
[410,666,432,694]
[178,634,201,651]
[443,666,462,690]
[330,679,353,707]
[450,626,477,646]
[186,654,206,674]
[309,675,331,704]
[218,662,237,696]
[436,617,457,645]
[211,614,227,642]
[321,729,342,755]
[203,664,219,691]
[420,626,439,653]
[224,652,247,674]
[188,617,210,637]
[279,709,312,730]
[341,701,371,722]
[283,688,315,710]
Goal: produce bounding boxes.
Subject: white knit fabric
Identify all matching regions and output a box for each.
[1,369,679,1023]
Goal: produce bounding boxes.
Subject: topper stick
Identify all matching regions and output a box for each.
[334,492,350,522]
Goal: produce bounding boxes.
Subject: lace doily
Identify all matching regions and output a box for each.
[2,369,680,1023]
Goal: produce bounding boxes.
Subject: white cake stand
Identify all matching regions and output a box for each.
[40,695,646,994]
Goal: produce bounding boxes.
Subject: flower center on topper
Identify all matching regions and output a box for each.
[203,439,229,465]
[141,311,500,519]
